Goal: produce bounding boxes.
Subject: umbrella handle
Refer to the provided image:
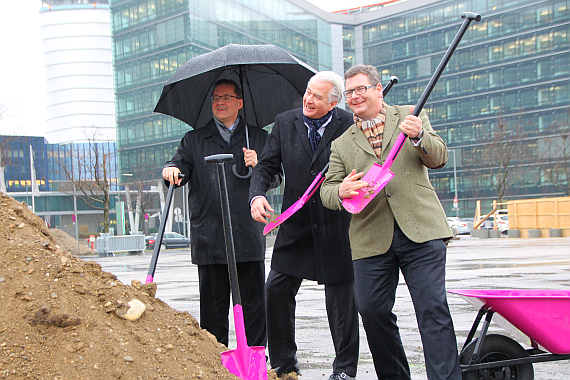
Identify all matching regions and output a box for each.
[232,165,253,179]
[232,124,253,179]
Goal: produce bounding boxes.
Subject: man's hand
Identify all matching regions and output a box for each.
[243,147,258,168]
[338,169,368,199]
[398,106,423,138]
[251,197,273,224]
[163,166,182,186]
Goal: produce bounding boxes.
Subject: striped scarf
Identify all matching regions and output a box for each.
[354,102,387,159]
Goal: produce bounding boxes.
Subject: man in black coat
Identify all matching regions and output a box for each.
[250,71,359,380]
[163,79,272,348]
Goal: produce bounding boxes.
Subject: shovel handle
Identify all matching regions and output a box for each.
[386,12,481,165]
[145,173,185,284]
[205,155,242,307]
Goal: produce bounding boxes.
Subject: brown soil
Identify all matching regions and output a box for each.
[48,229,95,256]
[0,192,240,380]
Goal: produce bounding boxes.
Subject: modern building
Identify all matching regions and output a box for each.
[0,134,136,239]
[109,0,569,220]
[40,0,116,144]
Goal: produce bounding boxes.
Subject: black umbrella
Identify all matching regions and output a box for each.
[154,44,317,177]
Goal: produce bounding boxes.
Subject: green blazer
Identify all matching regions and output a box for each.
[320,104,453,260]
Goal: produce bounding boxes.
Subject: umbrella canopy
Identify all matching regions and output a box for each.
[154,44,317,129]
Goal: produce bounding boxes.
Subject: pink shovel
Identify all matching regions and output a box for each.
[342,132,406,214]
[342,12,481,214]
[205,154,267,380]
[263,163,329,235]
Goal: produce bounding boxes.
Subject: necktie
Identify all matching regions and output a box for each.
[308,124,321,153]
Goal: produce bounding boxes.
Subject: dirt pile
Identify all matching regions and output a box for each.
[49,228,95,256]
[0,192,239,380]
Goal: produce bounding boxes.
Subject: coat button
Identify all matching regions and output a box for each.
[387,193,392,197]
[312,198,317,203]
[313,224,318,229]
[311,171,316,176]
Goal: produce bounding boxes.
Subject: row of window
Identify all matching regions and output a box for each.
[111,0,186,32]
[436,109,569,146]
[423,83,568,124]
[117,115,189,145]
[119,142,178,173]
[363,0,569,44]
[381,54,569,105]
[365,24,569,67]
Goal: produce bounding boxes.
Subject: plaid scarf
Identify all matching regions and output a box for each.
[354,102,387,159]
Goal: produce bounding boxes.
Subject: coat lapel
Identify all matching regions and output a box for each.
[351,124,377,159]
[382,105,401,162]
[294,111,313,158]
[312,108,340,164]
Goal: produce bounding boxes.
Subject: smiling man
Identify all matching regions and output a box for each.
[249,71,359,380]
[162,78,270,351]
[321,65,460,380]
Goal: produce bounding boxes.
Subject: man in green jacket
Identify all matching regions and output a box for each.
[320,65,461,380]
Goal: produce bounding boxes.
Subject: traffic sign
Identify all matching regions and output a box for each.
[144,213,149,220]
[453,196,459,209]
[72,215,76,222]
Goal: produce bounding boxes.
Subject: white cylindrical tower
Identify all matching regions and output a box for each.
[40,1,116,144]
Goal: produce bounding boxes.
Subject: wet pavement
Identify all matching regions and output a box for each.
[82,236,570,379]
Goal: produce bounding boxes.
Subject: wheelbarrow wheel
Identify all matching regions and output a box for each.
[460,334,534,380]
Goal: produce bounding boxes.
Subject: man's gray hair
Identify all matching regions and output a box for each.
[309,71,344,103]
[344,65,381,86]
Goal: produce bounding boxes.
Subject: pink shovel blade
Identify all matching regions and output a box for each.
[342,163,395,214]
[263,173,326,235]
[221,304,267,380]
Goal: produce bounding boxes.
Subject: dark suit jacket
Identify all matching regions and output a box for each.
[250,107,354,284]
[165,118,268,265]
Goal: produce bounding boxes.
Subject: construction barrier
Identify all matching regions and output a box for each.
[96,232,145,256]
[507,196,570,238]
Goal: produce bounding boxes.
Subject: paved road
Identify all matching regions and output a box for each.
[82,236,570,379]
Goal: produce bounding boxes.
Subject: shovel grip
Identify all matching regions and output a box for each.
[204,153,234,164]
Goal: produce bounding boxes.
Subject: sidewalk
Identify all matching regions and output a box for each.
[84,236,570,379]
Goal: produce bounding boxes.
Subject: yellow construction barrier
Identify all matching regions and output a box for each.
[507,197,570,238]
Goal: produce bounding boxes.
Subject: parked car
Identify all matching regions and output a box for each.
[145,232,190,250]
[490,214,509,233]
[447,217,470,235]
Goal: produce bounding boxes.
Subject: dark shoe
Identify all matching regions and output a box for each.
[274,363,301,377]
[329,373,356,380]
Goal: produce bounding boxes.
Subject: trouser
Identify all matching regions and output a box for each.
[198,261,266,347]
[352,223,462,380]
[265,269,359,376]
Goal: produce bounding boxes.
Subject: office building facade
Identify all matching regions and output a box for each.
[104,0,568,218]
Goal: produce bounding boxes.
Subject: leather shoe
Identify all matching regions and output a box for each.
[329,373,356,380]
[274,363,300,377]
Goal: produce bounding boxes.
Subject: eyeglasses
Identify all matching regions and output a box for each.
[211,94,240,103]
[343,85,377,98]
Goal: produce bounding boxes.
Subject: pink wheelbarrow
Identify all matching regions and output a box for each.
[448,289,570,380]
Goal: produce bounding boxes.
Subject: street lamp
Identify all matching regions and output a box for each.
[449,148,459,218]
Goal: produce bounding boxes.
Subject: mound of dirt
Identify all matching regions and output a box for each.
[0,192,239,380]
[49,228,95,256]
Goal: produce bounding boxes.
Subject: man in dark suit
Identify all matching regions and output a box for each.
[250,71,359,380]
[163,79,269,350]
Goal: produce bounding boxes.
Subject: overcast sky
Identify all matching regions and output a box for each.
[0,0,374,137]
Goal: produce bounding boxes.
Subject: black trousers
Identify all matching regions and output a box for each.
[265,269,359,376]
[198,261,266,347]
[352,223,461,380]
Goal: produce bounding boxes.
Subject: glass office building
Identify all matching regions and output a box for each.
[109,0,569,218]
[356,0,569,215]
[110,0,333,178]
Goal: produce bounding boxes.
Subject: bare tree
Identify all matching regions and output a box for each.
[123,161,160,234]
[465,114,526,204]
[57,135,116,233]
[541,130,570,196]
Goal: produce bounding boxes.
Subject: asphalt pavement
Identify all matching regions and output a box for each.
[82,236,570,379]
